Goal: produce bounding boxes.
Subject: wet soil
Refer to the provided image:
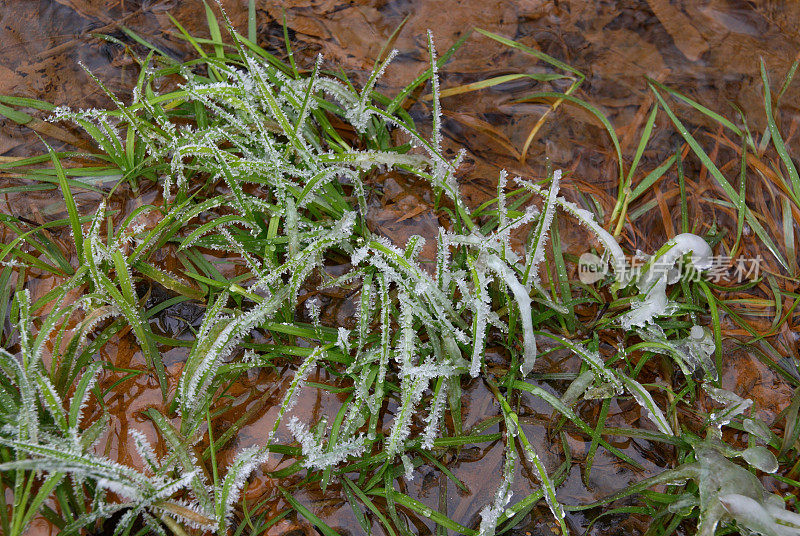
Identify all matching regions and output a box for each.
[2,1,799,535]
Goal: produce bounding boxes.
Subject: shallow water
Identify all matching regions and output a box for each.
[1,1,799,535]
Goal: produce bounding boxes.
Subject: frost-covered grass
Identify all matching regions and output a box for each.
[0,2,799,536]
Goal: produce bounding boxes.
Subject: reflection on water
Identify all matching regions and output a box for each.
[1,1,798,535]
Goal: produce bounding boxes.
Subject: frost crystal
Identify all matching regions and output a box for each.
[478,448,516,536]
[287,417,366,470]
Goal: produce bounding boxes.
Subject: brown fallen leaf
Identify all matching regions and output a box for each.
[444,110,522,160]
[646,0,709,61]
[396,203,428,223]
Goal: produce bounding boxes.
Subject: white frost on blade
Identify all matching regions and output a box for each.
[345,49,398,132]
[484,254,537,376]
[495,170,510,256]
[525,170,561,285]
[130,429,159,475]
[336,327,351,353]
[421,379,449,449]
[478,448,517,536]
[215,446,267,526]
[401,454,415,481]
[387,375,427,457]
[518,177,628,284]
[469,263,492,377]
[287,417,366,470]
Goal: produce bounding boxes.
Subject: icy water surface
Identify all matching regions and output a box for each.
[1,1,799,535]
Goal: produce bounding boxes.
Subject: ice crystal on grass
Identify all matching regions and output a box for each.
[178,285,290,437]
[478,448,517,536]
[346,48,399,132]
[468,257,493,377]
[421,377,448,449]
[518,175,628,283]
[523,170,560,285]
[287,416,366,470]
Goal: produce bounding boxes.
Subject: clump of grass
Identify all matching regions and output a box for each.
[0,2,798,536]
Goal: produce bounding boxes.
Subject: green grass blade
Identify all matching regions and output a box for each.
[650,82,790,271]
[760,59,800,202]
[44,141,83,261]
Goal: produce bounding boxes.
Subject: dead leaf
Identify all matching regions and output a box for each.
[396,203,428,222]
[646,0,708,61]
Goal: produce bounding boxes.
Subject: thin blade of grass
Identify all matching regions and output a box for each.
[650,83,790,271]
[760,59,800,203]
[44,140,83,262]
[278,487,340,536]
[516,91,623,185]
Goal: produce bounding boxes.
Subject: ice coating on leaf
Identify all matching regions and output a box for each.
[719,494,800,536]
[684,325,718,381]
[558,337,677,436]
[556,336,623,394]
[643,434,795,536]
[561,370,595,406]
[396,291,417,369]
[623,233,712,329]
[740,446,779,473]
[764,496,800,532]
[617,372,673,435]
[691,445,766,536]
[668,493,699,515]
[705,385,753,428]
[484,255,537,376]
[743,417,773,443]
[636,324,718,381]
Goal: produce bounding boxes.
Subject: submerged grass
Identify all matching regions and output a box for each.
[0,2,799,536]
